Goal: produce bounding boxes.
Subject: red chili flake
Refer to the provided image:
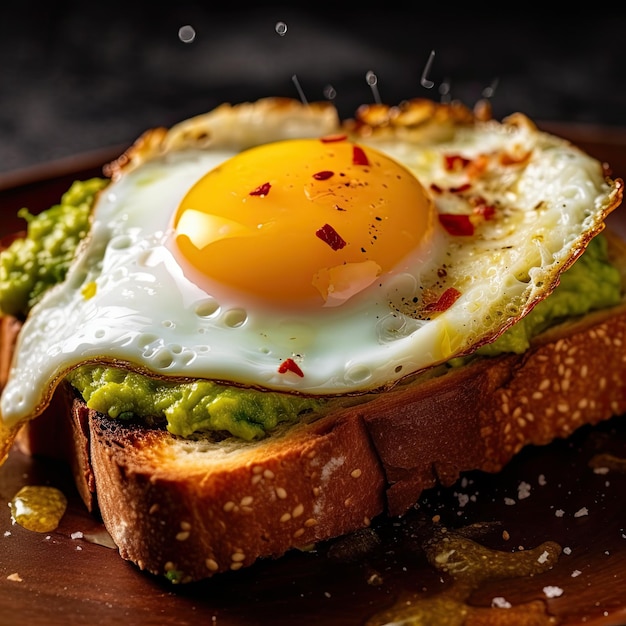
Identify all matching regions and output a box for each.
[424,287,462,312]
[278,358,304,377]
[316,223,347,250]
[438,213,474,236]
[249,182,271,196]
[444,154,471,171]
[449,183,472,193]
[313,170,334,180]
[320,134,347,143]
[430,183,443,194]
[352,145,370,166]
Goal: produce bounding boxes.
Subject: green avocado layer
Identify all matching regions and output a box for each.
[0,178,108,318]
[0,180,622,440]
[64,365,324,440]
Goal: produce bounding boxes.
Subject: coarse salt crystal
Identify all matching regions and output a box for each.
[543,586,564,598]
[504,497,516,506]
[571,569,582,577]
[70,531,84,540]
[518,481,531,499]
[574,507,589,518]
[555,509,565,517]
[537,550,550,564]
[491,597,512,608]
[456,493,469,507]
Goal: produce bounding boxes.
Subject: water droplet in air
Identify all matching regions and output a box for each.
[178,25,196,44]
[275,22,288,36]
[439,79,451,103]
[420,49,436,89]
[292,74,308,105]
[482,77,499,99]
[365,71,381,104]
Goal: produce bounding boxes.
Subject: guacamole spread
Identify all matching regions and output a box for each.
[0,178,107,318]
[65,365,324,440]
[0,181,622,440]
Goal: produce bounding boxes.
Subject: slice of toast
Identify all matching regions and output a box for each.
[7,227,626,583]
[1,98,625,583]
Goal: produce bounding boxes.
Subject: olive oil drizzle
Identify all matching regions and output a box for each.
[9,485,68,533]
[588,452,626,472]
[367,524,562,626]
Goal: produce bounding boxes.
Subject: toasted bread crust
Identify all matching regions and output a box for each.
[83,399,385,581]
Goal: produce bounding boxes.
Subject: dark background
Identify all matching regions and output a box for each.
[2,3,626,176]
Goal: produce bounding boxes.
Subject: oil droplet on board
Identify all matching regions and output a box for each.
[9,485,68,532]
[366,524,562,626]
[589,452,626,472]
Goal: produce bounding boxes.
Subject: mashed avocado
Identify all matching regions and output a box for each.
[0,178,108,318]
[0,182,622,440]
[65,365,324,440]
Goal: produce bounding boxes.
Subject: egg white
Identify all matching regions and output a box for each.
[0,111,620,428]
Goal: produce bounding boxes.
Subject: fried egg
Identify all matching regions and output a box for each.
[0,99,622,431]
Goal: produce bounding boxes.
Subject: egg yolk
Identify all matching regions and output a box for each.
[171,137,435,308]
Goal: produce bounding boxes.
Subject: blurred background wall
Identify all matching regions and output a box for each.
[1,2,625,175]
